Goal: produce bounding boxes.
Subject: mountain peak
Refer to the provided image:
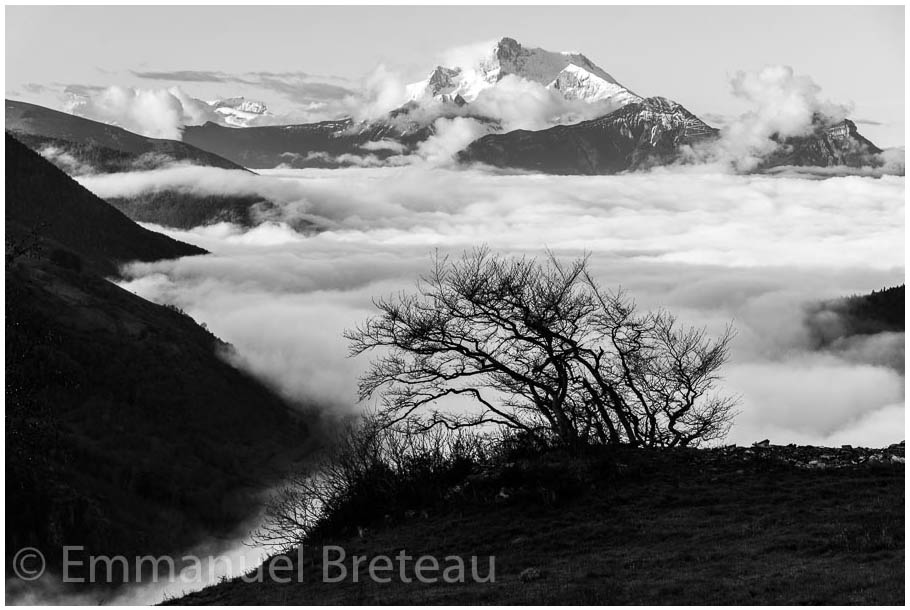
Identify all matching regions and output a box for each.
[408,38,640,107]
[494,36,523,58]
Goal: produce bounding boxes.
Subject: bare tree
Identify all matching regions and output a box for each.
[346,248,737,449]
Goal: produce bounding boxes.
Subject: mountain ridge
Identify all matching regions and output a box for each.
[458,98,885,174]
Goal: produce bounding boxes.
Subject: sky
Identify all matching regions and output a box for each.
[5,5,906,146]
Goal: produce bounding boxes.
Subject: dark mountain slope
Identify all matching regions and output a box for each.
[182,118,435,169]
[6,133,206,275]
[458,97,717,174]
[6,136,313,580]
[180,98,496,169]
[6,99,247,172]
[458,99,884,175]
[6,259,312,575]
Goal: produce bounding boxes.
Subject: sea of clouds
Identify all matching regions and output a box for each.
[75,165,905,448]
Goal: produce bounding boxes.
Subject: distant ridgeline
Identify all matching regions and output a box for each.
[6,100,248,172]
[5,134,311,577]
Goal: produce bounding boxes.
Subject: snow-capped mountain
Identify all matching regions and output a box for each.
[207,97,269,127]
[407,37,641,107]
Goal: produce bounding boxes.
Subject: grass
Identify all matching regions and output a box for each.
[173,446,904,605]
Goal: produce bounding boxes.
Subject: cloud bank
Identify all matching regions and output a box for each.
[92,166,905,448]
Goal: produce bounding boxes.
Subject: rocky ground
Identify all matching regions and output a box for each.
[711,440,905,469]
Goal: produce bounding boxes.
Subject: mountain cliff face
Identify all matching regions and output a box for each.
[407,37,640,107]
[458,97,717,174]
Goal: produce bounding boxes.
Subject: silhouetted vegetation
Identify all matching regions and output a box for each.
[806,285,904,348]
[254,420,491,549]
[346,248,737,449]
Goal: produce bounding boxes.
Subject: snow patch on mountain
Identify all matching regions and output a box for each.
[549,64,641,106]
[207,97,269,127]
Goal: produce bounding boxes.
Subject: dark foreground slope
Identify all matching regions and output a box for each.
[5,137,312,576]
[177,444,904,605]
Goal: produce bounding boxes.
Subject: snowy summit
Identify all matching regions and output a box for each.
[406,37,641,107]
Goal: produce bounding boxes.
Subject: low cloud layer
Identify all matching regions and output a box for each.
[91,166,906,447]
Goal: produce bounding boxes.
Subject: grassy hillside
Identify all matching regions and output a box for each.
[175,443,904,605]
